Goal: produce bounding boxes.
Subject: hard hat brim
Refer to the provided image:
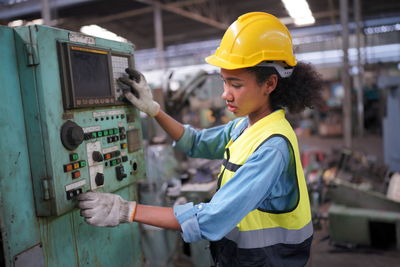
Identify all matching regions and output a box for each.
[205,55,251,70]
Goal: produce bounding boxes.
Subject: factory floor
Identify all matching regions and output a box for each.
[307,212,400,267]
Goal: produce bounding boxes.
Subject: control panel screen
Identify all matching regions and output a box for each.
[70,47,111,98]
[58,42,132,109]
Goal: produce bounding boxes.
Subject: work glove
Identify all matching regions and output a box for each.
[77,191,137,227]
[118,68,160,117]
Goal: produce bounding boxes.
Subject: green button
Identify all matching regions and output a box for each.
[91,132,97,138]
[111,159,117,166]
[70,153,79,161]
[103,130,109,136]
[80,161,86,168]
[97,131,103,137]
[114,128,119,134]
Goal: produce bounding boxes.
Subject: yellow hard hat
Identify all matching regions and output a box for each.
[205,12,297,69]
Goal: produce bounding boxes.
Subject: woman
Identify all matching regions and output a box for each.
[78,12,322,267]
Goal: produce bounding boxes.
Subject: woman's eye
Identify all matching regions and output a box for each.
[232,84,242,88]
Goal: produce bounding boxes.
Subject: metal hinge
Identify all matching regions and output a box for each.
[25,43,39,66]
[42,179,50,200]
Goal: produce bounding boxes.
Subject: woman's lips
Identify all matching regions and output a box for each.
[227,103,238,112]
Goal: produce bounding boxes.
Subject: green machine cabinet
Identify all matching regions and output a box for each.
[0,25,145,267]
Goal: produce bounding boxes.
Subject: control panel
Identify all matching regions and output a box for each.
[13,25,145,216]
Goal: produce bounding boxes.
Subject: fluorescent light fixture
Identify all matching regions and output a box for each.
[8,19,24,27]
[26,19,43,25]
[80,25,127,43]
[281,0,315,26]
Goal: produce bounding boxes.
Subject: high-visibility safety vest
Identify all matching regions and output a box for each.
[212,109,313,266]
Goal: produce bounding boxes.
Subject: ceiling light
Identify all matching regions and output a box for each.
[80,25,127,43]
[281,0,315,26]
[8,19,24,27]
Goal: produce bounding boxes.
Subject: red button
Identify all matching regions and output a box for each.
[105,153,111,160]
[64,164,73,172]
[72,171,81,179]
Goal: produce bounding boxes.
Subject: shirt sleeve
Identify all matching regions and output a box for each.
[174,136,290,243]
[173,119,238,159]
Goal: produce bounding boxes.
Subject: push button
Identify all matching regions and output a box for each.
[64,164,73,172]
[73,162,80,169]
[103,130,109,136]
[72,171,81,179]
[70,153,79,161]
[120,143,127,149]
[112,150,121,157]
[91,132,97,139]
[97,131,103,137]
[104,153,112,160]
[79,160,86,168]
[66,188,83,200]
[122,155,128,162]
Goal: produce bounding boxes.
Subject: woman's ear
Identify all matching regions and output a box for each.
[263,74,278,95]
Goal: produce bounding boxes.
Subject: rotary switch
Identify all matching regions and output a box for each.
[92,151,104,162]
[95,172,105,186]
[60,120,84,150]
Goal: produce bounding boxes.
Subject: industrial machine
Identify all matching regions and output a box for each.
[0,25,145,266]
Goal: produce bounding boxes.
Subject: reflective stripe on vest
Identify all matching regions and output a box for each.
[217,109,312,248]
[225,220,313,249]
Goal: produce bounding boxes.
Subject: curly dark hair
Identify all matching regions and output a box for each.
[246,62,323,114]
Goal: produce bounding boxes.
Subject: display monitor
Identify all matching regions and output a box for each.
[58,42,131,109]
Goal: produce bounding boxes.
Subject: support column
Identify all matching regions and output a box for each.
[354,0,364,137]
[41,0,51,25]
[340,0,352,148]
[153,2,166,70]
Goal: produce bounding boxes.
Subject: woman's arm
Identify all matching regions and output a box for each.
[134,204,181,230]
[154,109,184,141]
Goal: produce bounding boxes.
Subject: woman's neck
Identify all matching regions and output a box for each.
[247,106,273,126]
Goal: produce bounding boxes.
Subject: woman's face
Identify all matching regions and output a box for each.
[220,68,275,125]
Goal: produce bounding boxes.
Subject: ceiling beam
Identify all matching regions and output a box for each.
[0,0,97,20]
[136,0,229,30]
[64,0,208,26]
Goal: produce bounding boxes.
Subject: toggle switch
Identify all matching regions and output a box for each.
[115,165,127,181]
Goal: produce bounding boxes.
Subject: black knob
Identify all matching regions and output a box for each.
[61,120,84,150]
[92,151,104,162]
[95,173,104,186]
[116,165,127,181]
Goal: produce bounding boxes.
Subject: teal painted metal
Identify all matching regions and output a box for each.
[0,25,144,266]
[0,25,41,266]
[329,204,400,249]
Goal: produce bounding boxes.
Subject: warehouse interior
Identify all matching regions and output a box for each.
[1,0,400,267]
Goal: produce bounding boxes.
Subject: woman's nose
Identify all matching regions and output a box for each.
[221,86,233,101]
